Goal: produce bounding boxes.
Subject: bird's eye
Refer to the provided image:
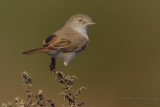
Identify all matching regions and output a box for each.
[78,19,82,23]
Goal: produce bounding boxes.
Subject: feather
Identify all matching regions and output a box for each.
[22,48,49,54]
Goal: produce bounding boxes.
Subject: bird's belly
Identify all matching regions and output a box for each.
[56,52,80,62]
[47,50,59,57]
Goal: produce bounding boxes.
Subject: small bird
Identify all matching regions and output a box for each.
[22,14,96,70]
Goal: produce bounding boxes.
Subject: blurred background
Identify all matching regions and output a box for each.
[0,0,160,107]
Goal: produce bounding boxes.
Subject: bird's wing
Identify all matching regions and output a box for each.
[43,34,57,47]
[43,34,78,52]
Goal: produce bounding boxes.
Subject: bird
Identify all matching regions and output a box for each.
[22,14,96,70]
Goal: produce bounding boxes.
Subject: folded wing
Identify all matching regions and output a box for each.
[43,34,78,52]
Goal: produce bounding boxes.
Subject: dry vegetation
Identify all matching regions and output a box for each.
[2,63,86,107]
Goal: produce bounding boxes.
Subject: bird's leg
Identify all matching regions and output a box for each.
[50,57,56,71]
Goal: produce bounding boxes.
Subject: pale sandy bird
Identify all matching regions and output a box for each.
[22,14,96,69]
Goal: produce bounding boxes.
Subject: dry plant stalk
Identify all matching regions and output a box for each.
[15,72,56,107]
[2,63,86,107]
[50,63,86,107]
[2,72,55,107]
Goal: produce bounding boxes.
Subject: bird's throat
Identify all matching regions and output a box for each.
[74,26,88,38]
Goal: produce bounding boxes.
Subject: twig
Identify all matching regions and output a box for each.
[15,72,56,107]
[50,67,86,107]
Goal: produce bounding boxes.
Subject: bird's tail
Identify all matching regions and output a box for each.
[22,48,49,54]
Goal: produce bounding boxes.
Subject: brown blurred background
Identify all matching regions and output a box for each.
[0,0,160,107]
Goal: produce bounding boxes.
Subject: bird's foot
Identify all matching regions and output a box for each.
[49,63,56,71]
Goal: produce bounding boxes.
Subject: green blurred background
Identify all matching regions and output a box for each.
[0,0,160,107]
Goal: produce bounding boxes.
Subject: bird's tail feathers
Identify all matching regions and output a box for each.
[22,48,49,54]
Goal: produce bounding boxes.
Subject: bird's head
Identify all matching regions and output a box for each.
[64,14,96,34]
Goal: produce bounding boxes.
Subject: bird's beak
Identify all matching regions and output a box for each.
[86,21,97,25]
